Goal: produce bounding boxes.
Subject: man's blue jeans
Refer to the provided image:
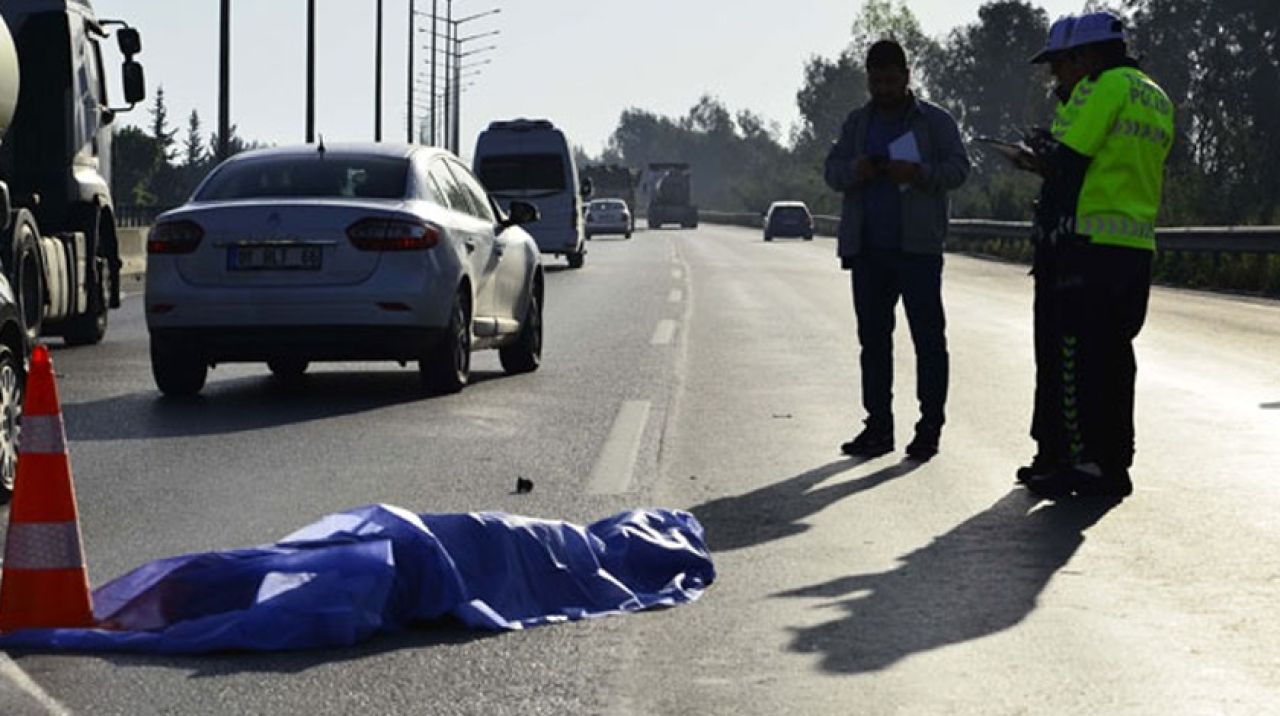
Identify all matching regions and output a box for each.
[849,249,948,436]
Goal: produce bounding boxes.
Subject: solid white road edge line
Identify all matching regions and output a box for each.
[586,400,652,495]
[651,320,677,346]
[0,653,72,716]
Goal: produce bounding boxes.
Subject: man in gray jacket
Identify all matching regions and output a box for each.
[825,39,970,461]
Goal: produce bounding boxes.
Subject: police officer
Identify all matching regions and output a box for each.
[1023,12,1175,499]
[1017,15,1083,486]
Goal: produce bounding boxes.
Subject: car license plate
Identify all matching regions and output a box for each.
[228,245,323,271]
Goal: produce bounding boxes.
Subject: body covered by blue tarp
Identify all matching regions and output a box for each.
[0,505,714,653]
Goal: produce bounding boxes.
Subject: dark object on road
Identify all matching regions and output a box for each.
[840,427,894,458]
[645,163,698,229]
[515,476,533,494]
[0,504,715,653]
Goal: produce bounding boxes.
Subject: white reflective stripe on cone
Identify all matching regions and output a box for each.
[2,522,85,570]
[17,414,67,455]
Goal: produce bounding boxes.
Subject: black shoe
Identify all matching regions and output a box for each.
[840,427,893,458]
[905,430,939,462]
[1016,454,1064,484]
[1025,464,1133,500]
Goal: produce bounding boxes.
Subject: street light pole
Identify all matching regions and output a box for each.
[218,0,230,159]
[306,0,315,143]
[375,0,383,141]
[429,0,437,145]
[406,0,415,143]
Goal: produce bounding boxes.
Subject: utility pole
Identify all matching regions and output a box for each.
[406,0,415,143]
[451,29,461,153]
[375,0,383,141]
[306,0,316,143]
[218,0,230,159]
[429,0,437,145]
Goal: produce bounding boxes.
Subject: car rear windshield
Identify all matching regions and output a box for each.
[195,156,410,201]
[592,200,625,210]
[773,207,810,220]
[477,154,567,193]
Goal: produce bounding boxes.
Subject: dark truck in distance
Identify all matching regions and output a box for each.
[644,162,698,230]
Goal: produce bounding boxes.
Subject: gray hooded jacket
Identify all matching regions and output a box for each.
[824,95,970,261]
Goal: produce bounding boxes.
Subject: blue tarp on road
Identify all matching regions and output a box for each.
[0,505,714,653]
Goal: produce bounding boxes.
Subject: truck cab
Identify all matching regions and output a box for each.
[0,0,144,344]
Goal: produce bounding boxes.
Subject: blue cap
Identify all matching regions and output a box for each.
[1030,16,1077,64]
[1066,11,1126,50]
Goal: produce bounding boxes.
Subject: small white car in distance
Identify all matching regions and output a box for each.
[763,200,814,241]
[146,143,544,397]
[584,199,632,239]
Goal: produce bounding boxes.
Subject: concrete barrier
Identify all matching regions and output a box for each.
[118,227,147,285]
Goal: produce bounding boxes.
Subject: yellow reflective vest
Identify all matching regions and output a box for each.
[1052,66,1174,251]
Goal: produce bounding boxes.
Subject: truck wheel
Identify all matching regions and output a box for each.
[63,258,109,346]
[499,288,542,375]
[5,210,44,344]
[567,252,585,269]
[420,291,471,394]
[0,343,22,505]
[151,336,208,397]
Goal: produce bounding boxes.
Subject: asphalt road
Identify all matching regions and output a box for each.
[2,225,1279,714]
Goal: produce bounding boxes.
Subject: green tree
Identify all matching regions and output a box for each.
[183,109,205,167]
[111,125,162,205]
[148,86,178,162]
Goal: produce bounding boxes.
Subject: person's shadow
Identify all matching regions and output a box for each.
[774,490,1119,674]
[691,458,921,553]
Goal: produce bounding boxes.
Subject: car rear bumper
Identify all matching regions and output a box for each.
[149,325,447,363]
[586,220,630,234]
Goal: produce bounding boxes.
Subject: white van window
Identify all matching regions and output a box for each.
[477,154,566,193]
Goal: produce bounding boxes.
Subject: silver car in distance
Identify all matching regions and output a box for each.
[145,143,544,397]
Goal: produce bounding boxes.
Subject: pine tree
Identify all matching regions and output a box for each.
[183,109,205,167]
[149,86,178,162]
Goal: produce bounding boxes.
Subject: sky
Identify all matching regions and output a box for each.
[94,0,1086,160]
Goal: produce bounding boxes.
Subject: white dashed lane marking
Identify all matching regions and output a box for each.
[586,400,652,494]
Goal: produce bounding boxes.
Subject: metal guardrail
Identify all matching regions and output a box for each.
[700,211,1280,255]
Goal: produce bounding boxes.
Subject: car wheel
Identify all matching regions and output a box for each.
[805,234,814,241]
[151,336,207,397]
[63,257,110,346]
[648,219,659,230]
[0,343,23,505]
[764,233,772,242]
[567,252,585,269]
[421,291,471,394]
[500,289,542,375]
[267,359,309,379]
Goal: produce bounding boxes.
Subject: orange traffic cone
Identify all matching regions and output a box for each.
[0,344,93,632]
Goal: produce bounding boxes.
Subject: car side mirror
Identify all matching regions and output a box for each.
[503,200,539,228]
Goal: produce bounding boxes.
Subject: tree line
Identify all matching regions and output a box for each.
[591,0,1279,226]
[110,86,257,208]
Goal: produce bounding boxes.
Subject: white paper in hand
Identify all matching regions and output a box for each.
[888,131,921,162]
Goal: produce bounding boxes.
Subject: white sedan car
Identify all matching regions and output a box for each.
[584,199,632,239]
[146,143,544,397]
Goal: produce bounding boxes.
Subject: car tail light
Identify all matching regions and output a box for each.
[347,218,440,251]
[147,220,204,254]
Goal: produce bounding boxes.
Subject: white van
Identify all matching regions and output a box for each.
[473,119,589,269]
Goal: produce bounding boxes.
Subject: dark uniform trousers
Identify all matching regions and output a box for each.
[1056,240,1153,471]
[1030,243,1065,462]
[849,248,948,434]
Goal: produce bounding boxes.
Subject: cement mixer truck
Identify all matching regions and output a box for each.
[0,1,145,346]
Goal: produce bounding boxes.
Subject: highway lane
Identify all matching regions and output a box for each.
[3,224,1280,714]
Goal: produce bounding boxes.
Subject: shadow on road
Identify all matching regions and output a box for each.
[690,458,920,553]
[65,621,504,678]
[774,489,1119,674]
[60,369,507,441]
